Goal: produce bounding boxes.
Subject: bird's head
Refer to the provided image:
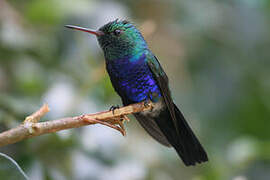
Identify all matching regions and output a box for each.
[65,19,148,60]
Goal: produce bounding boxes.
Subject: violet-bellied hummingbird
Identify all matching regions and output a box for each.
[65,19,208,166]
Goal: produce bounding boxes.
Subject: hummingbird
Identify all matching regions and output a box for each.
[65,19,208,166]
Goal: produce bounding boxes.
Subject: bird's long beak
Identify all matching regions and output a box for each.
[65,25,104,36]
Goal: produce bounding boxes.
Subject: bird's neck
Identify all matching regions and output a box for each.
[103,36,148,62]
[104,47,147,62]
[106,51,147,67]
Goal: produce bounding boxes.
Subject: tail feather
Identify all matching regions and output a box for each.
[154,104,208,166]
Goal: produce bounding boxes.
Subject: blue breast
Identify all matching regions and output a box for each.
[106,53,161,103]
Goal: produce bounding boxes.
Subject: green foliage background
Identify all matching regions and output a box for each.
[0,0,270,179]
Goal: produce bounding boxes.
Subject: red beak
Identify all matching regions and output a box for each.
[65,25,104,36]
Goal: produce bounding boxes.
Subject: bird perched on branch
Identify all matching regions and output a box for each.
[65,19,208,166]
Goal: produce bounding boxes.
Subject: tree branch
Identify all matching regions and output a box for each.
[0,101,153,147]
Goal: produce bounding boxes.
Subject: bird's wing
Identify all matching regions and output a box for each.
[146,53,179,134]
[134,113,171,146]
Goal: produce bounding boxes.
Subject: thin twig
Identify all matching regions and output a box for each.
[24,104,50,123]
[0,101,153,147]
[0,152,30,180]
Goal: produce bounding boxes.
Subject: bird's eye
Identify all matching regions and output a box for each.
[113,29,122,36]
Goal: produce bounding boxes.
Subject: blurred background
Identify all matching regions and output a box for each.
[0,0,270,179]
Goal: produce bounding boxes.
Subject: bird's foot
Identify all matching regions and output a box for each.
[109,105,120,114]
[143,99,153,110]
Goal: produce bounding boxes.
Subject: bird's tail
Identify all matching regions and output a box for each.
[155,104,208,166]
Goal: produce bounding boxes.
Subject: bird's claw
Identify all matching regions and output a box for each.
[143,99,151,108]
[109,105,120,114]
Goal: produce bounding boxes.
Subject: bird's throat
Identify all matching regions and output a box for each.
[103,47,146,62]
